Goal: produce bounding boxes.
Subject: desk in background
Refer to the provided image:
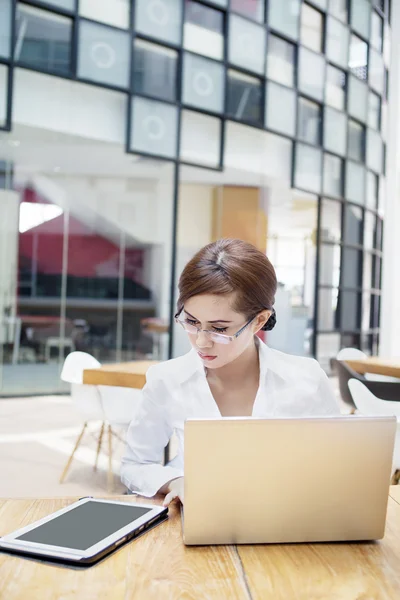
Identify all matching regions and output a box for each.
[346,357,400,379]
[1,490,400,599]
[83,360,158,389]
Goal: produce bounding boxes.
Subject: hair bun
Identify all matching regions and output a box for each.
[262,308,276,331]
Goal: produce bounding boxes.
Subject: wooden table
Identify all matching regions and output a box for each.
[1,490,400,599]
[82,361,158,389]
[346,357,400,379]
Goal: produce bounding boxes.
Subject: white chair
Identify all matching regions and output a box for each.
[348,379,400,484]
[60,351,139,492]
[337,348,400,383]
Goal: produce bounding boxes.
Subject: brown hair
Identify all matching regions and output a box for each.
[176,238,277,331]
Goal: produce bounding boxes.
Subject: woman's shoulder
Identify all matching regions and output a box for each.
[262,343,323,381]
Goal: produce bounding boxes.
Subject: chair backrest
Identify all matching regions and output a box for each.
[98,385,140,426]
[332,358,363,409]
[61,351,101,384]
[348,379,400,418]
[336,347,367,360]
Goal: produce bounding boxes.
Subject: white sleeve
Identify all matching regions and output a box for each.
[315,366,341,415]
[120,368,183,497]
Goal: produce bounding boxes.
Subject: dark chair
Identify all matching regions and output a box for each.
[332,359,400,412]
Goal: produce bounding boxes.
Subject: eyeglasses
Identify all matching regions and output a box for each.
[175,316,255,345]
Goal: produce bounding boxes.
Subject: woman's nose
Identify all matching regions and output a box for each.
[196,330,213,348]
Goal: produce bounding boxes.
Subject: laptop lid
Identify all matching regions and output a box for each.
[183,416,396,545]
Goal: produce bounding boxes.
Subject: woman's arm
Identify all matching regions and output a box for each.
[120,368,183,497]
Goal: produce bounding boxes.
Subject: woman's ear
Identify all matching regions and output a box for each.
[253,310,272,333]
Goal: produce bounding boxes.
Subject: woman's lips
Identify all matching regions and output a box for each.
[198,351,217,361]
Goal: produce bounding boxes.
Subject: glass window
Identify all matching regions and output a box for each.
[326,17,349,69]
[77,20,130,88]
[41,0,75,9]
[298,48,325,101]
[266,82,296,137]
[321,198,342,242]
[325,65,346,110]
[323,107,347,156]
[329,0,347,21]
[369,49,385,94]
[362,292,372,329]
[348,120,365,162]
[0,0,12,58]
[342,248,362,288]
[344,204,363,245]
[368,91,381,130]
[323,154,343,198]
[133,39,178,102]
[180,110,221,168]
[266,35,295,87]
[366,171,378,209]
[309,0,327,9]
[184,1,224,61]
[376,216,383,251]
[349,34,368,81]
[182,52,225,114]
[319,244,341,287]
[351,0,371,40]
[268,0,301,41]
[378,175,385,216]
[79,0,130,29]
[228,14,266,75]
[207,0,227,6]
[227,70,262,126]
[298,97,321,145]
[346,161,366,204]
[0,64,8,128]
[340,290,361,330]
[364,211,376,250]
[371,11,383,51]
[135,0,182,46]
[366,129,383,173]
[317,333,341,372]
[230,0,264,22]
[318,288,339,331]
[130,97,178,158]
[371,294,381,327]
[348,76,368,123]
[294,143,322,193]
[301,3,324,53]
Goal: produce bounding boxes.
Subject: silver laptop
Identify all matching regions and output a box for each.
[183,416,396,545]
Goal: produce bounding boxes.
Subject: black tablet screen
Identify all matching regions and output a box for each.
[16,501,152,550]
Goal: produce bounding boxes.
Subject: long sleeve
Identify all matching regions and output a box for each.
[121,367,183,497]
[315,366,341,415]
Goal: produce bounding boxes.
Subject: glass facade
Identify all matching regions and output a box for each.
[0,0,390,392]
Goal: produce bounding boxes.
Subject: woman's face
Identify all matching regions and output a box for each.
[182,293,268,370]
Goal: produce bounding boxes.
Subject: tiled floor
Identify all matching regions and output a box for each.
[0,378,345,498]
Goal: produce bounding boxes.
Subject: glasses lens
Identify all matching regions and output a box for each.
[180,321,197,334]
[210,332,231,344]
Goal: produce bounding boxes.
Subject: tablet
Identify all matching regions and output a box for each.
[0,497,168,565]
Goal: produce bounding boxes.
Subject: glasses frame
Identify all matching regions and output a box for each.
[175,313,256,344]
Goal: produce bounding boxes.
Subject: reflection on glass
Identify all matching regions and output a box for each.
[78,20,130,88]
[369,49,385,94]
[79,0,130,29]
[371,11,383,51]
[323,107,347,156]
[371,294,381,328]
[184,0,224,60]
[366,171,378,209]
[318,288,339,331]
[344,204,363,245]
[373,256,382,289]
[341,248,362,289]
[351,0,371,40]
[348,76,368,123]
[230,0,264,22]
[266,35,295,87]
[130,96,178,158]
[319,244,341,287]
[362,292,372,330]
[376,217,383,250]
[321,198,342,243]
[266,82,296,136]
[366,129,383,173]
[349,34,368,81]
[326,16,349,69]
[295,143,322,194]
[135,0,182,45]
[348,119,365,162]
[298,47,325,101]
[325,65,346,110]
[298,97,321,145]
[368,91,381,130]
[0,65,8,128]
[228,15,266,75]
[323,154,343,198]
[329,0,347,21]
[301,3,323,53]
[340,290,360,330]
[346,161,366,205]
[41,0,75,10]
[268,0,301,40]
[182,52,225,113]
[180,109,221,167]
[15,4,72,76]
[364,211,376,250]
[133,39,178,102]
[227,70,262,126]
[0,0,12,58]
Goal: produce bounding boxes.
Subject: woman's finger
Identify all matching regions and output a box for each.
[163,491,176,507]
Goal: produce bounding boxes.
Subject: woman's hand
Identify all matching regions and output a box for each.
[163,477,184,507]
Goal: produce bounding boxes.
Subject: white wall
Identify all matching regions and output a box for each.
[0,190,20,324]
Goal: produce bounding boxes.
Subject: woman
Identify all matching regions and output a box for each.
[121,239,340,505]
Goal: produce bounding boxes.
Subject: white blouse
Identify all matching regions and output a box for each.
[121,340,340,497]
